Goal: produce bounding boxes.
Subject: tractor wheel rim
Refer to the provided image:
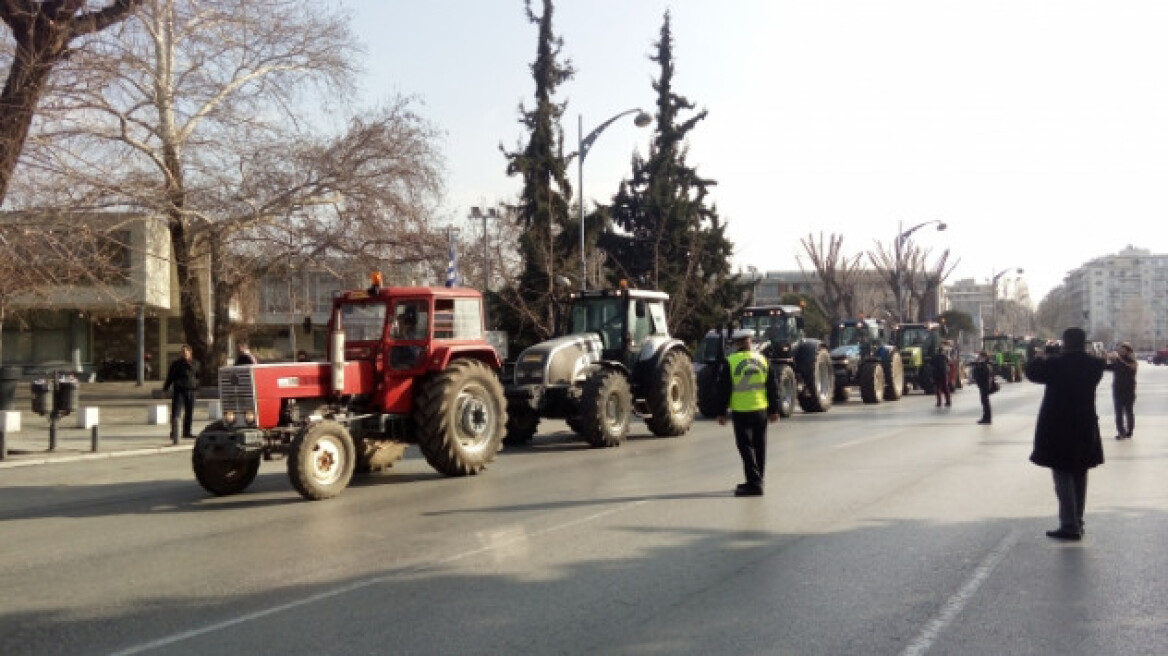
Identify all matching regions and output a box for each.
[311,436,344,485]
[457,387,490,444]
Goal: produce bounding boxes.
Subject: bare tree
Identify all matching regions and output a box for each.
[9,0,445,372]
[0,214,130,362]
[0,0,143,203]
[798,232,864,320]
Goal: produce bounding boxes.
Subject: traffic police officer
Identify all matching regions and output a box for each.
[716,329,780,497]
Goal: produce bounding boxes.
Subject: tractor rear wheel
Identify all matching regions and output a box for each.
[578,369,632,447]
[288,420,355,500]
[798,349,834,413]
[859,361,885,404]
[776,364,796,418]
[645,349,696,436]
[696,365,724,419]
[192,431,260,497]
[415,359,506,475]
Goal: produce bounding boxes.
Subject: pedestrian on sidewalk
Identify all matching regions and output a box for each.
[1025,327,1105,541]
[972,351,993,424]
[716,330,780,497]
[1105,341,1137,439]
[162,344,201,440]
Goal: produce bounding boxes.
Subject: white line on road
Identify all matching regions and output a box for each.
[108,500,650,656]
[899,530,1020,656]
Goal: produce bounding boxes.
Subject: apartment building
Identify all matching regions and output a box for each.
[1063,246,1168,348]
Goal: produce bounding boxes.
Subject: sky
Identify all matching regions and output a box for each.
[343,0,1168,303]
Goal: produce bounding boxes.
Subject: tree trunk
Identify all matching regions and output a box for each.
[0,38,61,202]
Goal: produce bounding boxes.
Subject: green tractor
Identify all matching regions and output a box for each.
[983,334,1025,382]
[829,318,904,404]
[893,322,947,395]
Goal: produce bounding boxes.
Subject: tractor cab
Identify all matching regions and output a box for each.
[738,305,804,358]
[565,287,669,364]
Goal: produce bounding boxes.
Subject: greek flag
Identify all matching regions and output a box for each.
[444,239,459,287]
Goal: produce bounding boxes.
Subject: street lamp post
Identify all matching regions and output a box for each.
[895,219,947,321]
[990,267,1024,335]
[578,109,652,290]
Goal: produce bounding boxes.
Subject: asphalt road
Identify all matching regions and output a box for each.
[1,367,1166,656]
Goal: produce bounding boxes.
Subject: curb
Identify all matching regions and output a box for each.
[0,443,193,470]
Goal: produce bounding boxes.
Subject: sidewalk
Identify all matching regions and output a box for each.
[0,381,217,469]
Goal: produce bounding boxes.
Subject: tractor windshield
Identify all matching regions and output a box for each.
[338,301,388,342]
[897,327,931,350]
[833,324,877,348]
[569,297,625,349]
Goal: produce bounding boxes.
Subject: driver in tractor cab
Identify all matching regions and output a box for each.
[390,303,423,370]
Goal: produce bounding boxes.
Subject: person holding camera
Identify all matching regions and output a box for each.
[1024,327,1105,541]
[1105,342,1138,439]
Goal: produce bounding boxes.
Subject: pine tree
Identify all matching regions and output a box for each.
[497,0,575,346]
[598,11,746,344]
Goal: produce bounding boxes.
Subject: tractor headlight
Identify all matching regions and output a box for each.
[244,410,257,426]
[222,410,237,425]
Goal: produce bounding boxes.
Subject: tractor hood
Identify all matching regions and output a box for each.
[511,333,604,387]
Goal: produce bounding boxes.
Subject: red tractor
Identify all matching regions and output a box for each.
[191,276,507,500]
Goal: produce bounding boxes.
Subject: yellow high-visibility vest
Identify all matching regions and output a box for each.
[727,351,769,412]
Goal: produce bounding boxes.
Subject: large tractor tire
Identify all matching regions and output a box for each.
[504,404,539,446]
[883,351,904,401]
[645,349,697,437]
[776,364,796,418]
[578,369,632,447]
[798,349,834,413]
[288,420,356,500]
[859,361,885,404]
[192,425,260,496]
[696,365,723,419]
[415,359,506,475]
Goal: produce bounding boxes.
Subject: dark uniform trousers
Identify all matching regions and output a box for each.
[732,410,768,488]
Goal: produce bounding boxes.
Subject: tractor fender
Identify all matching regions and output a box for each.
[426,345,502,373]
[631,337,690,392]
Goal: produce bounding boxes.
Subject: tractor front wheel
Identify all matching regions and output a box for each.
[776,364,796,418]
[578,369,632,447]
[504,403,540,446]
[288,420,355,500]
[192,441,260,497]
[696,365,723,419]
[859,361,885,404]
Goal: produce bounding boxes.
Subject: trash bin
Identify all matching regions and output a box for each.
[54,376,79,416]
[31,379,51,415]
[0,365,20,412]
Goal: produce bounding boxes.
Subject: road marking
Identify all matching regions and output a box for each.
[899,530,1019,656]
[108,500,650,655]
[832,430,900,450]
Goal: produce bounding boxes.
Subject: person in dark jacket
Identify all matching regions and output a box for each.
[931,348,951,407]
[233,341,258,366]
[1025,327,1105,541]
[971,351,993,424]
[162,344,201,440]
[1105,342,1137,439]
[716,330,781,497]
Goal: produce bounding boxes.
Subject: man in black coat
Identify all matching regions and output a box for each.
[1105,342,1137,439]
[971,351,993,424]
[1024,327,1105,541]
[162,344,201,440]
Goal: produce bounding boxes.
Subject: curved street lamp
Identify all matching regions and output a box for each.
[990,267,1024,335]
[578,108,653,290]
[896,219,948,320]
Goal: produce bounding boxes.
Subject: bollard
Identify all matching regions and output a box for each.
[0,428,6,461]
[91,424,100,452]
[49,416,58,451]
